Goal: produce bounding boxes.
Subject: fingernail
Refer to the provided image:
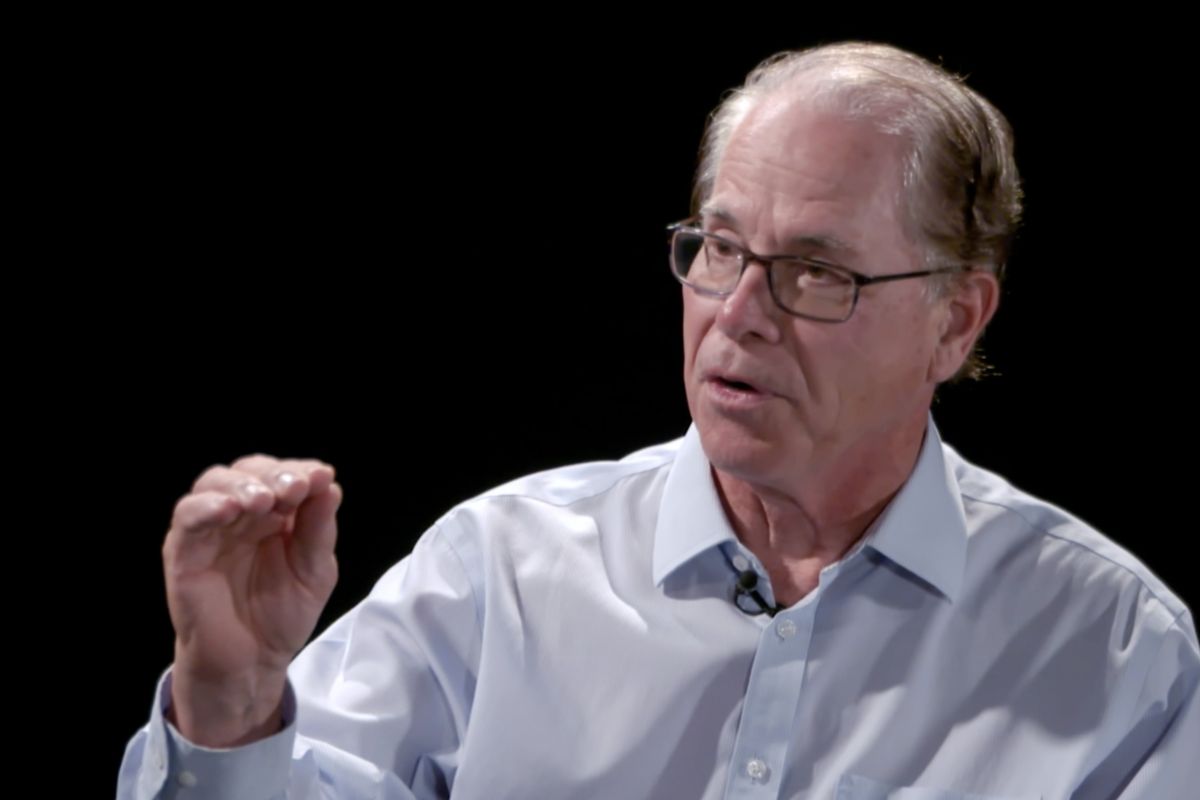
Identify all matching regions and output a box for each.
[275,471,297,490]
[239,482,269,500]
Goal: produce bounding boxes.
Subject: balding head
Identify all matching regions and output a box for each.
[694,43,1022,379]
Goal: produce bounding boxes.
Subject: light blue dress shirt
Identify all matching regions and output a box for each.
[119,422,1198,799]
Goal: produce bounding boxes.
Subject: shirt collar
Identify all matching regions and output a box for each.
[653,424,737,586]
[860,417,967,603]
[652,418,968,602]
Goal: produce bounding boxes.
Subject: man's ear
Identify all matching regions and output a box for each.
[928,269,1000,383]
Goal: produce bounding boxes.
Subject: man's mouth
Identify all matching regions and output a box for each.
[717,377,760,393]
[702,372,774,410]
[708,370,771,395]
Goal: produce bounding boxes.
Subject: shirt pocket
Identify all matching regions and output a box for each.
[836,773,1041,800]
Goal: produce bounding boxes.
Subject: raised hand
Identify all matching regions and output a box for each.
[161,456,341,746]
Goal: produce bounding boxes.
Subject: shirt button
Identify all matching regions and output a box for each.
[745,757,770,783]
[732,554,750,571]
[775,618,797,639]
[178,771,198,788]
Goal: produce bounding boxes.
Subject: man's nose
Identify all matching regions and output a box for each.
[716,259,783,343]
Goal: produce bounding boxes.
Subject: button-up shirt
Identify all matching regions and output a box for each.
[119,421,1199,799]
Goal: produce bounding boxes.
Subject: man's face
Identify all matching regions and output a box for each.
[683,95,950,491]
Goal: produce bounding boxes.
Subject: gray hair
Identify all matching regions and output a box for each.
[693,43,1023,380]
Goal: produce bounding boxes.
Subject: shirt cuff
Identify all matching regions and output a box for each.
[147,667,297,799]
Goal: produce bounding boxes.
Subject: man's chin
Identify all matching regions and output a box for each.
[695,417,798,480]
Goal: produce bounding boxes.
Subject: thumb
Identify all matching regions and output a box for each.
[288,482,342,592]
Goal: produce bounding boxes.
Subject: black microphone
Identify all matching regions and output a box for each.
[733,569,781,617]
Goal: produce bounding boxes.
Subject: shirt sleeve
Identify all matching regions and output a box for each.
[117,522,481,800]
[1114,609,1200,796]
[1075,608,1200,797]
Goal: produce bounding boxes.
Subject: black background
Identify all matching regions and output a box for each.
[39,17,1194,791]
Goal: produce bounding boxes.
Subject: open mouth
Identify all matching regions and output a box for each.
[714,376,763,395]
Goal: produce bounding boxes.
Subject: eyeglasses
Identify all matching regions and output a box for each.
[667,218,969,323]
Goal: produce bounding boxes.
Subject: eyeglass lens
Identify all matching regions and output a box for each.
[672,231,855,321]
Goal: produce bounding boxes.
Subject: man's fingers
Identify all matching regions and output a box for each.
[170,492,294,543]
[192,468,276,513]
[166,505,290,571]
[302,464,335,496]
[229,455,334,485]
[288,483,342,589]
[172,491,242,534]
[195,459,336,513]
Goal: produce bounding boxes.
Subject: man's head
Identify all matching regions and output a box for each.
[680,43,1019,495]
[695,43,1022,326]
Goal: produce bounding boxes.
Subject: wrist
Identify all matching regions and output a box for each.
[168,658,288,747]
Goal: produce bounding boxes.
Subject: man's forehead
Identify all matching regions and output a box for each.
[697,203,857,257]
[702,92,909,243]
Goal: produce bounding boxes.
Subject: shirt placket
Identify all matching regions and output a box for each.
[722,580,820,799]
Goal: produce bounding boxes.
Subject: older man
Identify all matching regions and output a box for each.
[120,43,1197,799]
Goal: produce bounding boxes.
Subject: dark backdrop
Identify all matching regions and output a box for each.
[75,20,1194,789]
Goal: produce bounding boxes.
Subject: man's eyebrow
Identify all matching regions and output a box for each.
[698,204,856,255]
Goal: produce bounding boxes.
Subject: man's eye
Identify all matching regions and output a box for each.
[707,240,740,259]
[800,263,841,285]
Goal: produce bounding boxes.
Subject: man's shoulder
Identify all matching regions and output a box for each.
[474,436,683,507]
[944,443,1192,632]
[428,435,684,537]
[403,436,686,593]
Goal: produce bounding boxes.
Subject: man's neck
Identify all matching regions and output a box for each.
[714,417,928,606]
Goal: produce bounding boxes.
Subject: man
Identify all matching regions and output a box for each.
[120,43,1197,798]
